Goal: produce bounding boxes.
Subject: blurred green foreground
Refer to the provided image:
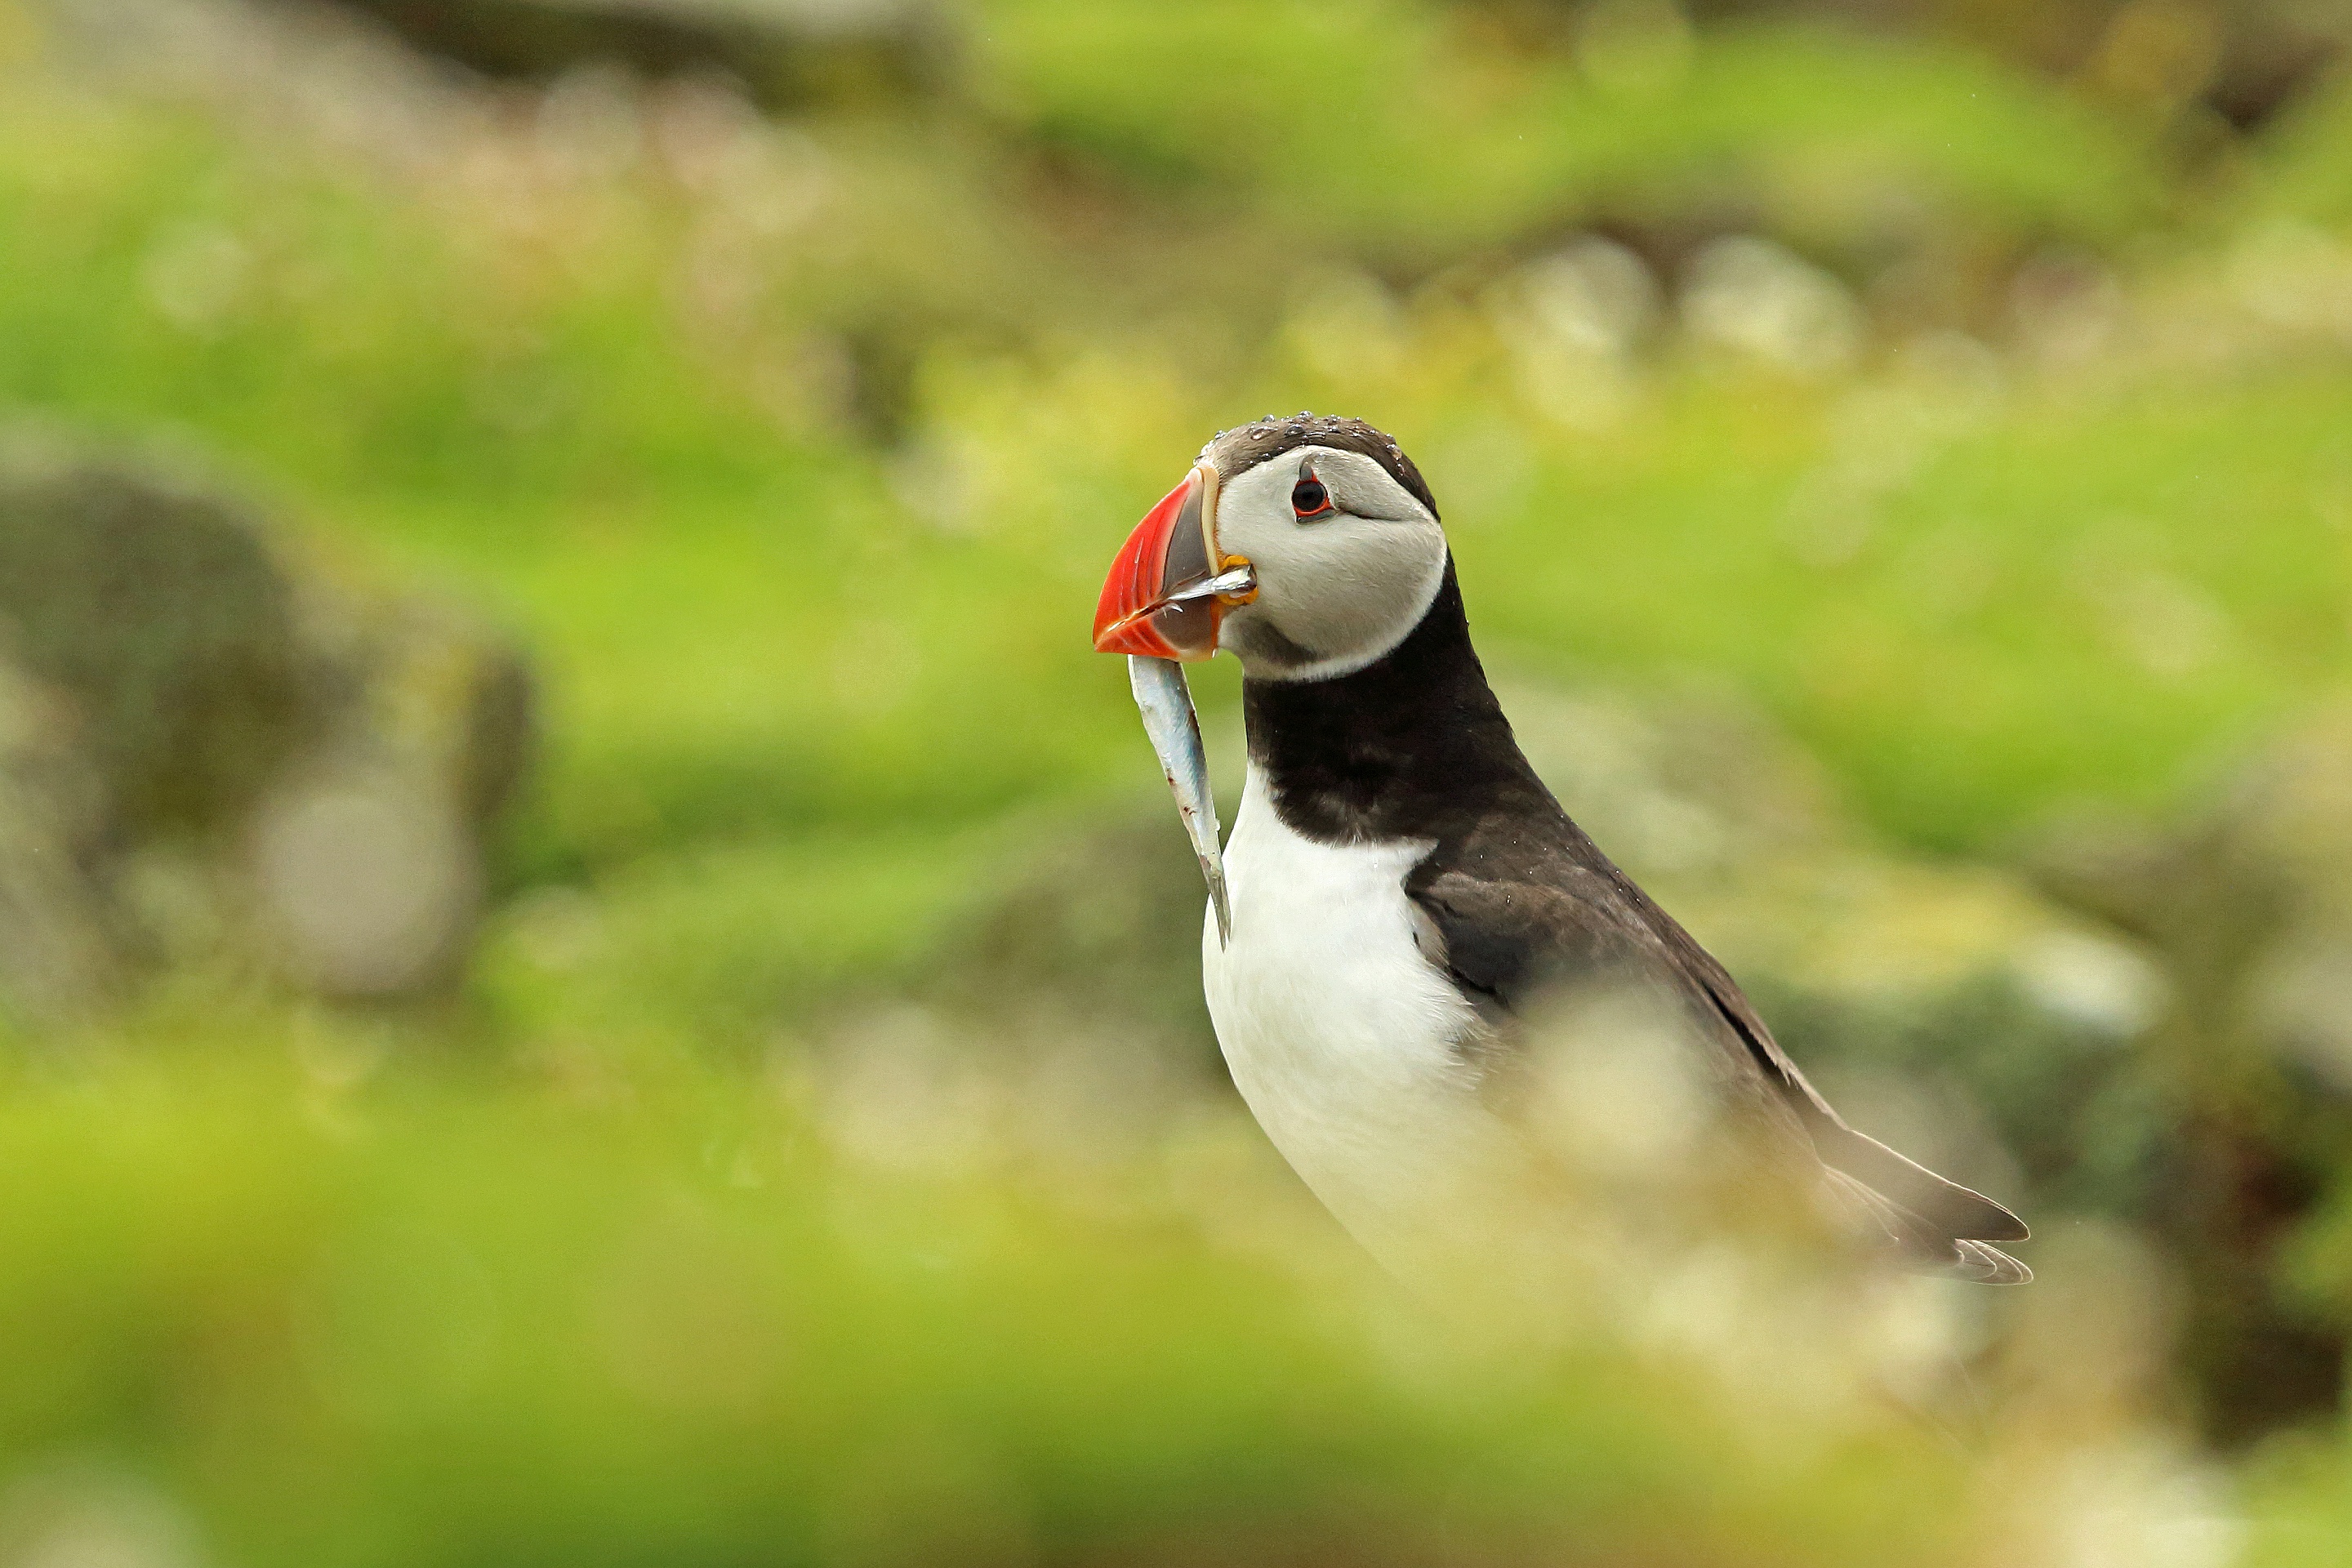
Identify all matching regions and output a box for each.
[7,0,2352,1561]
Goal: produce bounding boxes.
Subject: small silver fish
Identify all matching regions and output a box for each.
[1127,653,1230,946]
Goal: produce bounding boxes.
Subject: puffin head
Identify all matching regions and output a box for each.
[1093,414,1446,681]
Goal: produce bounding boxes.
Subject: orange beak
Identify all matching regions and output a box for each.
[1092,464,1254,661]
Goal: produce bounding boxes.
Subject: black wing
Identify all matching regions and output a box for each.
[1405,836,2029,1284]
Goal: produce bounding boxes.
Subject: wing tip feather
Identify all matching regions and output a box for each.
[1950,1240,2033,1285]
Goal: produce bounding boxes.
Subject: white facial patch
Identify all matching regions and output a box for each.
[1213,445,1448,681]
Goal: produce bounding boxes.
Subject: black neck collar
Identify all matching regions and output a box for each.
[1241,558,1559,845]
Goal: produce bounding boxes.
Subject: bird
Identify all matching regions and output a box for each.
[1094,412,2029,1287]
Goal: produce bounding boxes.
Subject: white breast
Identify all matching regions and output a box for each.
[1203,766,1520,1267]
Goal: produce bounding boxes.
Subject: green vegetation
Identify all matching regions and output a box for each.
[5,0,2352,1559]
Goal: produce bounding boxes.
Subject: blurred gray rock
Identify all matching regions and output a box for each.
[2026,702,2352,1441]
[0,662,121,1017]
[0,431,532,1020]
[2030,702,2352,1093]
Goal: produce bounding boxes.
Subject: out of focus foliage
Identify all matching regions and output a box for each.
[4,0,2352,1561]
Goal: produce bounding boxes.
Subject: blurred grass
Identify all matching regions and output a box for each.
[7,52,2350,873]
[0,996,2004,1568]
[977,5,2165,260]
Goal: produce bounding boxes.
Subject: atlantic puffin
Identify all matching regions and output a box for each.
[1094,412,2029,1285]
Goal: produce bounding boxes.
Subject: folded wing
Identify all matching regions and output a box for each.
[1406,841,2029,1284]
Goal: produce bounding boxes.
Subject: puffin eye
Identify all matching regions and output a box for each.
[1291,475,1332,518]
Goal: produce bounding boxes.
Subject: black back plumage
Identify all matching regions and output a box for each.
[1241,553,2031,1283]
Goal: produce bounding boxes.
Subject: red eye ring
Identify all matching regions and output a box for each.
[1291,474,1333,518]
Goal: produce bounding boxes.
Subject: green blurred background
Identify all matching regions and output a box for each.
[6,0,2352,1561]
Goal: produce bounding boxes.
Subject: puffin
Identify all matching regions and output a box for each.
[1094,412,2029,1286]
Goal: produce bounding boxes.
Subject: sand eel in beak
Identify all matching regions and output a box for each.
[1095,413,2030,1286]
